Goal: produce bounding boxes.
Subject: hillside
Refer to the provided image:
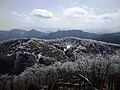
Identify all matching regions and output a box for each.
[0,37,120,90]
[0,38,67,74]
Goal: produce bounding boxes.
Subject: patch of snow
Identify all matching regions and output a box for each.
[77,45,86,50]
[7,54,12,57]
[66,45,71,49]
[36,54,42,63]
[64,44,72,51]
[64,48,67,51]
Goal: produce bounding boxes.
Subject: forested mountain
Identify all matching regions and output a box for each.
[45,30,99,39]
[0,29,47,41]
[95,32,120,44]
[0,29,120,44]
[0,37,120,90]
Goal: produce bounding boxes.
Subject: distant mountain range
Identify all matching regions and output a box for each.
[0,29,120,44]
[45,30,99,39]
[0,29,47,40]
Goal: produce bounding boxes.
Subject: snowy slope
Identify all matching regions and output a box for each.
[0,37,120,75]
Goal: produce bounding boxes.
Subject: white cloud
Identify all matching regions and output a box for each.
[31,9,54,18]
[12,11,32,20]
[101,10,120,21]
[12,11,23,17]
[63,7,88,17]
[12,11,33,23]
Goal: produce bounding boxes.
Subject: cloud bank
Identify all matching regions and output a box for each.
[3,5,120,33]
[63,6,120,20]
[62,6,120,31]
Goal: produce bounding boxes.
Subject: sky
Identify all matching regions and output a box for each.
[0,0,120,33]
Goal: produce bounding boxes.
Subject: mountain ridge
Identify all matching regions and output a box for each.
[0,37,120,90]
[0,29,120,44]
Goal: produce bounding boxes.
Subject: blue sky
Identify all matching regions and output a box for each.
[0,0,120,33]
